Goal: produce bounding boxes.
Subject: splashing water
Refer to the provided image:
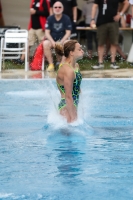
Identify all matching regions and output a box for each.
[44,71,93,134]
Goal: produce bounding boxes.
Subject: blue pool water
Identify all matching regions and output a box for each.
[0,79,133,200]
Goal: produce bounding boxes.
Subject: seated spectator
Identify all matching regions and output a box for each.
[82,0,98,59]
[43,1,72,71]
[49,0,77,36]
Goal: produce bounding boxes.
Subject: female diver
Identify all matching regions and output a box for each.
[55,40,84,123]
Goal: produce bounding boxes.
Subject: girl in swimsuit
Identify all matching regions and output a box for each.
[55,40,84,123]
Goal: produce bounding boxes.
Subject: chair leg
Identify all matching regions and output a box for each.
[0,41,3,72]
[25,58,27,72]
[2,54,5,70]
[25,43,28,71]
[24,53,28,72]
[42,57,45,71]
[0,56,2,72]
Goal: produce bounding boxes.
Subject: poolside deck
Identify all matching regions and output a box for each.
[0,68,133,79]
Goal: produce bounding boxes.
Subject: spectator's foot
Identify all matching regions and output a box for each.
[13,59,24,65]
[47,63,54,72]
[92,63,104,69]
[110,62,120,69]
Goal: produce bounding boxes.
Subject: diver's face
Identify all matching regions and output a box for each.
[73,43,84,60]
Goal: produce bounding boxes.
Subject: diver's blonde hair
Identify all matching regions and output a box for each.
[55,40,78,58]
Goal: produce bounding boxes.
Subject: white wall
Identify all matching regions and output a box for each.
[77,0,83,10]
[1,0,30,29]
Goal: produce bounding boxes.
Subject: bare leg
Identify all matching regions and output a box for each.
[60,107,77,123]
[98,45,105,63]
[104,39,110,58]
[20,46,31,61]
[110,44,117,62]
[21,52,26,61]
[43,40,53,64]
[116,45,127,59]
[60,108,71,123]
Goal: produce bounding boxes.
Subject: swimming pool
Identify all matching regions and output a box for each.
[0,79,133,200]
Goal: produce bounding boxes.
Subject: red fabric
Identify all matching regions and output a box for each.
[30,43,44,70]
[126,14,132,24]
[28,0,50,30]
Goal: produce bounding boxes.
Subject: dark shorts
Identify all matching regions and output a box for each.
[97,22,119,45]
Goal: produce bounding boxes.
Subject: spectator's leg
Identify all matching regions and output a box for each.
[116,45,127,59]
[43,40,54,71]
[92,44,105,69]
[108,22,119,63]
[92,24,107,69]
[104,38,111,59]
[18,29,36,62]
[36,29,45,44]
[109,22,120,69]
[85,24,95,58]
[86,30,93,58]
[20,50,26,61]
[93,31,98,52]
[97,24,108,63]
[110,44,117,63]
[28,29,36,45]
[43,40,53,64]
[98,45,105,63]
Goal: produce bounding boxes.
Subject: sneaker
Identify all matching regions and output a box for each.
[92,63,104,69]
[110,62,120,69]
[47,63,54,72]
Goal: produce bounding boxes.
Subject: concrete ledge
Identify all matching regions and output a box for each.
[0,68,133,79]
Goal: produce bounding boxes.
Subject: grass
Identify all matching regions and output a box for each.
[3,55,133,71]
[78,55,133,70]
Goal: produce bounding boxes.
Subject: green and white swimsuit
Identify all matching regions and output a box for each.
[57,63,82,110]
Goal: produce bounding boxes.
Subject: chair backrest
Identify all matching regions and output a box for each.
[0,26,20,33]
[4,29,28,44]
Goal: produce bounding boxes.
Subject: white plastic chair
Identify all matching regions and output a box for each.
[0,29,28,72]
